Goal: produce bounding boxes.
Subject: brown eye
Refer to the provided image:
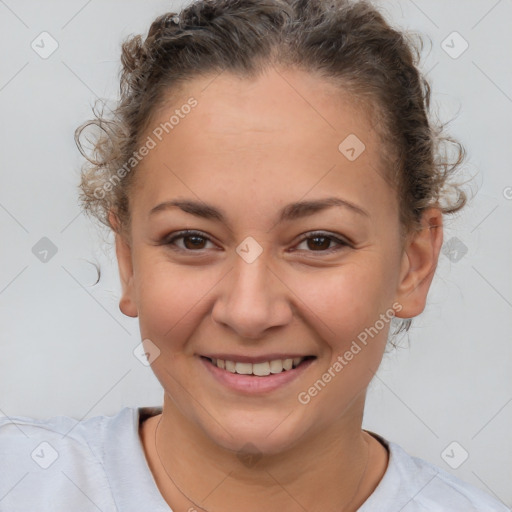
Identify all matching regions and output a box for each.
[307,236,332,251]
[164,230,214,252]
[182,234,207,250]
[295,232,350,253]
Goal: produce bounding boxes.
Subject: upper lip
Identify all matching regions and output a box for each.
[200,353,316,364]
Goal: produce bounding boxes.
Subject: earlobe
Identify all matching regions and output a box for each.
[109,211,138,318]
[394,208,444,319]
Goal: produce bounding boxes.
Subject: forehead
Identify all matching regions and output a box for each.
[133,67,393,217]
[158,67,379,148]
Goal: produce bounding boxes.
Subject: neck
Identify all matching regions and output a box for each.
[140,392,388,512]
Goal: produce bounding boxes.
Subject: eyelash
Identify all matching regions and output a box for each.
[163,229,351,255]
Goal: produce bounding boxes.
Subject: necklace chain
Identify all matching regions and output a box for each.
[153,415,370,512]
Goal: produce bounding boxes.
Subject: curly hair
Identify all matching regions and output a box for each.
[75,0,469,341]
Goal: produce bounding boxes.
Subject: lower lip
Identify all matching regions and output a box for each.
[200,356,316,394]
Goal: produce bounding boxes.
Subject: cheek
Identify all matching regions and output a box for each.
[290,257,395,345]
[134,256,214,348]
[291,262,393,418]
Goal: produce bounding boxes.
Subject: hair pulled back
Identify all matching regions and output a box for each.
[75,0,469,339]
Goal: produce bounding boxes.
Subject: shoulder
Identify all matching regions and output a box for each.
[0,407,121,462]
[0,407,139,512]
[361,432,510,512]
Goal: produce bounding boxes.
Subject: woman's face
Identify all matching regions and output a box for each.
[115,67,440,454]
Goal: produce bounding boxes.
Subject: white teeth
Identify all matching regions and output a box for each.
[225,360,236,373]
[269,360,283,373]
[235,362,253,375]
[252,362,270,376]
[211,356,307,375]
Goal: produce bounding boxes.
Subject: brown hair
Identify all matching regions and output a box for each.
[75,0,469,340]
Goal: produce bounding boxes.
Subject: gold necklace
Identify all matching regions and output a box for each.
[153,415,371,512]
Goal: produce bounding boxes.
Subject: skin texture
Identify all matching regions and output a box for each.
[112,66,443,511]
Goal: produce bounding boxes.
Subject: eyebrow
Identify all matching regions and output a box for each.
[149,196,370,223]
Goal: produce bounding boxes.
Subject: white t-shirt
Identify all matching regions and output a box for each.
[0,406,508,511]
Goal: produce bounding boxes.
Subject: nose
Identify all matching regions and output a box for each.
[211,254,293,340]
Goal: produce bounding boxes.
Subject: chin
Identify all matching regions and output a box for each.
[198,410,311,457]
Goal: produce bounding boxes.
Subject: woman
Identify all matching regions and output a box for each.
[0,0,508,510]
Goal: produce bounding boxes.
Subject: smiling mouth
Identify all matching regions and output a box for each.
[201,355,316,376]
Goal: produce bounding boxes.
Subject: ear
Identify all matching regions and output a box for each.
[394,207,444,319]
[109,211,138,318]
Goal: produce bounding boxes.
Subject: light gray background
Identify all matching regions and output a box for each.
[1,0,511,506]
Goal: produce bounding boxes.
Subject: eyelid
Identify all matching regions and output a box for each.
[163,229,351,254]
[292,231,352,253]
[163,229,217,251]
